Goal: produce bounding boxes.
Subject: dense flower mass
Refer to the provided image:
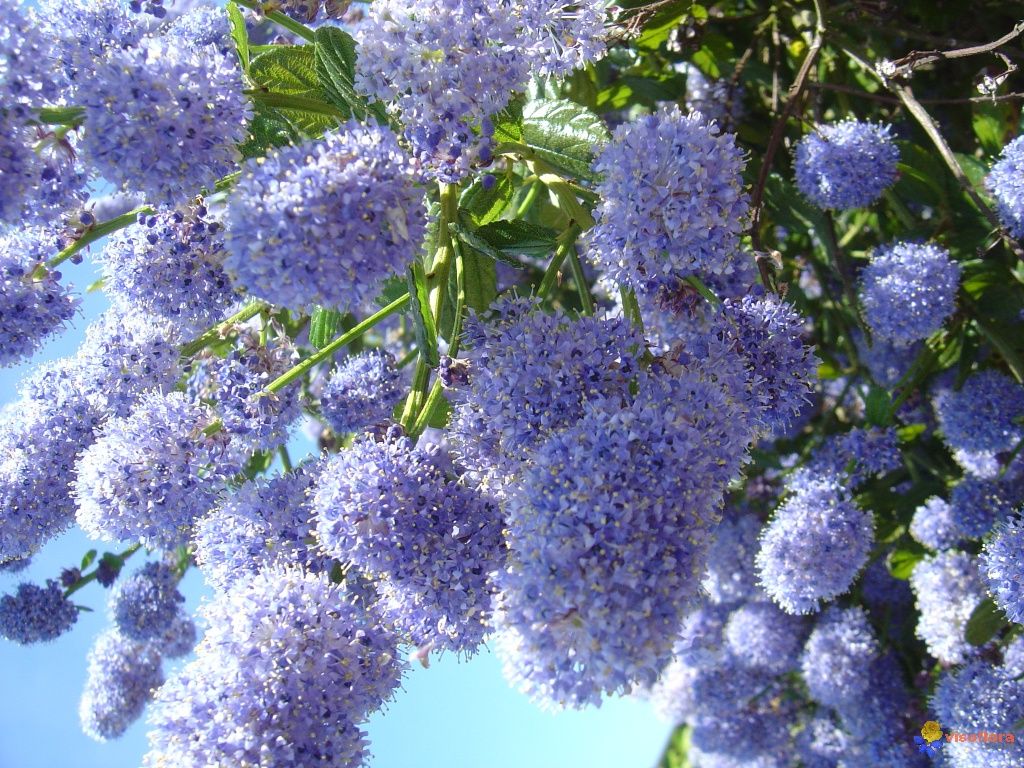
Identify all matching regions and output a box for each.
[800,606,878,709]
[0,580,78,644]
[99,206,238,335]
[144,567,404,767]
[320,351,404,435]
[910,496,960,551]
[794,119,899,210]
[314,434,505,654]
[982,514,1024,625]
[859,241,961,347]
[0,227,78,367]
[33,0,143,84]
[987,134,1024,239]
[910,551,985,664]
[80,629,164,741]
[224,125,425,312]
[74,391,238,550]
[79,38,249,204]
[109,562,184,642]
[756,475,874,614]
[588,105,750,294]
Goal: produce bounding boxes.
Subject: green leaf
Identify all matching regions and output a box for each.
[309,307,345,349]
[460,175,515,226]
[248,45,337,135]
[243,450,275,480]
[407,263,439,368]
[887,547,926,580]
[313,26,361,119]
[865,386,894,427]
[460,247,498,313]
[475,220,559,257]
[966,598,1008,646]
[492,99,524,144]
[972,100,1008,157]
[227,2,249,72]
[635,0,688,50]
[375,275,411,309]
[81,549,98,570]
[422,391,451,429]
[239,101,300,158]
[451,222,529,269]
[518,99,609,180]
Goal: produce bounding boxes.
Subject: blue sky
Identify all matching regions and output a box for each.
[0,250,670,767]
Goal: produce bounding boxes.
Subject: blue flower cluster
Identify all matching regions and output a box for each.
[859,241,961,347]
[982,514,1024,625]
[224,125,426,312]
[909,551,985,664]
[794,119,900,210]
[320,351,404,435]
[987,135,1024,239]
[109,562,184,642]
[588,105,750,294]
[79,629,164,741]
[0,579,78,644]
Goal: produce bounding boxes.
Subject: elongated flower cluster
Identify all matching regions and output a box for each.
[0,228,78,367]
[859,241,961,347]
[109,562,184,642]
[0,579,78,644]
[320,351,404,435]
[794,119,899,210]
[100,206,238,335]
[144,567,404,767]
[225,125,425,312]
[0,0,61,106]
[75,391,239,550]
[194,465,326,591]
[987,135,1024,239]
[315,434,505,654]
[80,629,164,741]
[909,551,985,664]
[757,474,874,614]
[982,514,1024,625]
[80,38,249,205]
[588,105,750,294]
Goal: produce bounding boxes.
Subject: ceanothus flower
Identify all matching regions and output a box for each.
[987,135,1024,239]
[79,629,164,741]
[224,124,425,312]
[494,371,741,708]
[188,333,300,452]
[109,562,184,642]
[855,331,921,389]
[909,551,985,664]
[0,227,78,367]
[982,514,1024,625]
[448,297,643,483]
[75,391,239,550]
[932,661,1024,768]
[164,5,231,52]
[320,351,404,434]
[157,609,197,659]
[800,606,879,710]
[649,658,699,725]
[194,465,326,591]
[859,241,961,347]
[314,434,505,655]
[1003,635,1024,676]
[0,580,78,644]
[756,474,874,614]
[144,567,404,767]
[99,206,239,335]
[75,308,183,418]
[0,0,62,105]
[794,119,899,210]
[723,601,808,673]
[512,0,607,76]
[33,0,144,85]
[910,496,960,551]
[948,477,1017,539]
[799,426,902,489]
[80,38,249,205]
[355,0,526,180]
[0,360,105,562]
[701,511,764,605]
[934,369,1024,474]
[587,105,750,294]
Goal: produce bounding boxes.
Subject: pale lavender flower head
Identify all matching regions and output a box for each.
[0,580,78,644]
[910,496,960,551]
[724,601,808,673]
[320,350,404,435]
[109,562,184,642]
[794,119,899,210]
[909,550,985,664]
[934,369,1024,474]
[982,514,1024,625]
[800,605,878,709]
[80,629,164,741]
[987,135,1024,239]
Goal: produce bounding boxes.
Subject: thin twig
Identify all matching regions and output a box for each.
[811,81,1024,105]
[884,20,1024,77]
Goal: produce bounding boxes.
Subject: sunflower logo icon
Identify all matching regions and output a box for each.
[914,721,944,757]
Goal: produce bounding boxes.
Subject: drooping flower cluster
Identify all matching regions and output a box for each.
[320,350,404,435]
[859,241,961,347]
[79,38,249,205]
[588,105,750,294]
[987,134,1024,239]
[315,433,505,654]
[75,391,239,550]
[224,125,426,312]
[144,567,404,767]
[109,562,184,642]
[79,629,165,741]
[794,119,900,210]
[982,514,1024,625]
[756,474,874,614]
[99,205,239,335]
[0,579,78,644]
[0,227,78,367]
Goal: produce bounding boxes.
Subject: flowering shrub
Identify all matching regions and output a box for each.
[2,1,1024,766]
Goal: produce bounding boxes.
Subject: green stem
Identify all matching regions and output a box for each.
[64,544,142,599]
[34,106,86,127]
[400,361,430,429]
[266,293,411,394]
[619,286,644,336]
[180,300,268,358]
[234,0,316,42]
[47,206,154,268]
[278,445,293,472]
[516,179,542,217]
[537,226,582,299]
[567,246,594,316]
[245,90,345,119]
